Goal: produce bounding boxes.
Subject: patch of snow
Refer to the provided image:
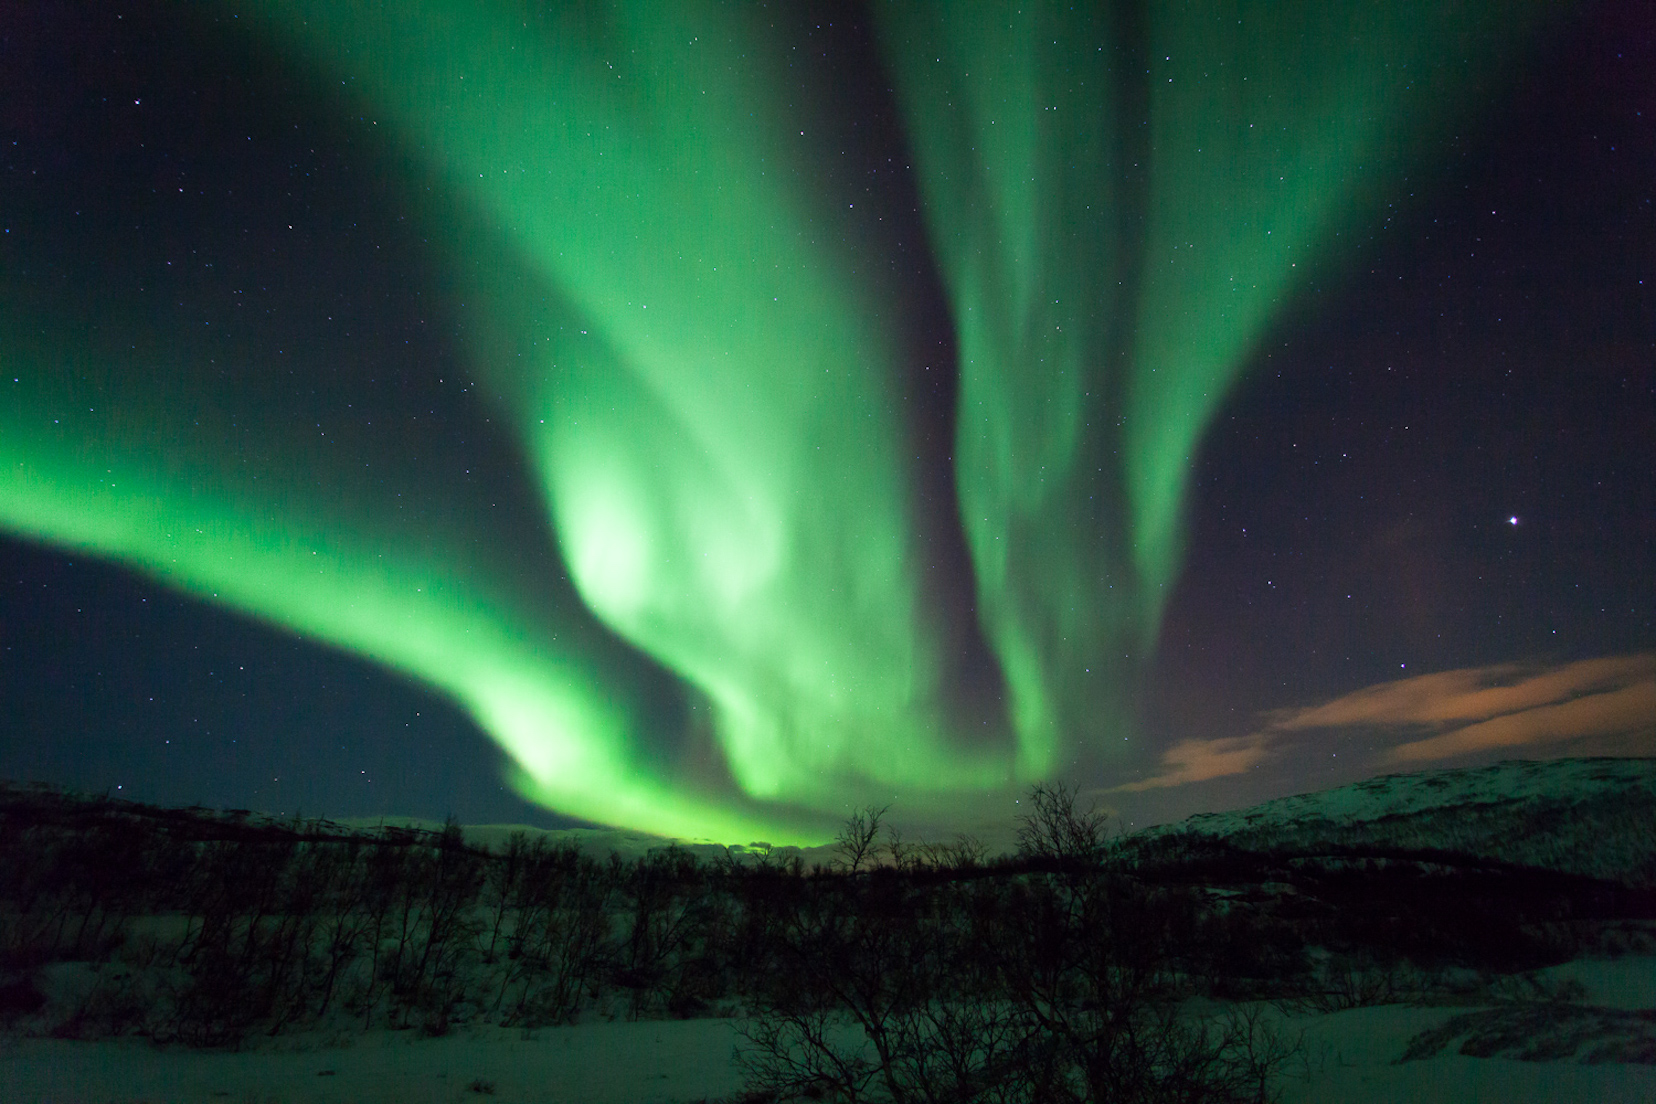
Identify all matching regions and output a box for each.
[1143,759,1656,839]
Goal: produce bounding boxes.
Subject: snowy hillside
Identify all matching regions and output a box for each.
[1123,757,1656,884]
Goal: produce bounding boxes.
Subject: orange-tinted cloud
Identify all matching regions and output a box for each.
[1382,675,1656,764]
[1271,654,1656,732]
[1112,733,1273,792]
[1120,653,1656,791]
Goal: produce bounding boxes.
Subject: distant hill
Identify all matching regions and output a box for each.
[333,816,839,869]
[7,756,1653,883]
[1120,757,1656,886]
[0,782,837,868]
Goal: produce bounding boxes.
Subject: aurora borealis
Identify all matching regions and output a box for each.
[3,1,1652,841]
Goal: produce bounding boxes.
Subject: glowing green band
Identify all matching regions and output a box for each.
[0,1,1550,840]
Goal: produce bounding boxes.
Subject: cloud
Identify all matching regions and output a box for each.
[1270,654,1656,732]
[1119,653,1656,792]
[1112,733,1274,792]
[1382,673,1656,764]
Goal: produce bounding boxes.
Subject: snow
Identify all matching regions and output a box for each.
[1145,758,1656,838]
[1281,1001,1656,1103]
[0,1018,749,1104]
[1126,757,1656,883]
[5,961,1654,1104]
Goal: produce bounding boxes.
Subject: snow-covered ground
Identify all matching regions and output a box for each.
[1,1017,748,1104]
[5,956,1653,1104]
[1280,954,1656,1102]
[5,758,1654,1102]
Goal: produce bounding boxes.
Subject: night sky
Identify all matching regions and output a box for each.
[2,1,1651,841]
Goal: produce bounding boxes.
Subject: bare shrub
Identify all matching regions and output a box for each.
[1015,783,1110,870]
[614,847,722,1019]
[490,837,613,1027]
[738,797,1302,1103]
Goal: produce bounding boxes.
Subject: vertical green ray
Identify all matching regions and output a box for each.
[1125,0,1550,594]
[875,0,1552,772]
[238,0,1021,803]
[876,3,1138,776]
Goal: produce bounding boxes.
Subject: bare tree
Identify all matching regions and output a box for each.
[1015,783,1111,869]
[833,805,889,875]
[884,823,913,873]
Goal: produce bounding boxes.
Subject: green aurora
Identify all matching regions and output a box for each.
[0,2,1551,842]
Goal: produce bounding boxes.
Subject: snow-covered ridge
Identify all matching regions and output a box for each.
[1124,757,1656,884]
[1149,758,1656,831]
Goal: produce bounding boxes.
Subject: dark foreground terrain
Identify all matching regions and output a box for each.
[2,759,1653,1102]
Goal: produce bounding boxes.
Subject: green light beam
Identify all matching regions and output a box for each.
[0,1,1553,840]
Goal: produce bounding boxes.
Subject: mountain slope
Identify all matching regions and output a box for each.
[1122,758,1656,885]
